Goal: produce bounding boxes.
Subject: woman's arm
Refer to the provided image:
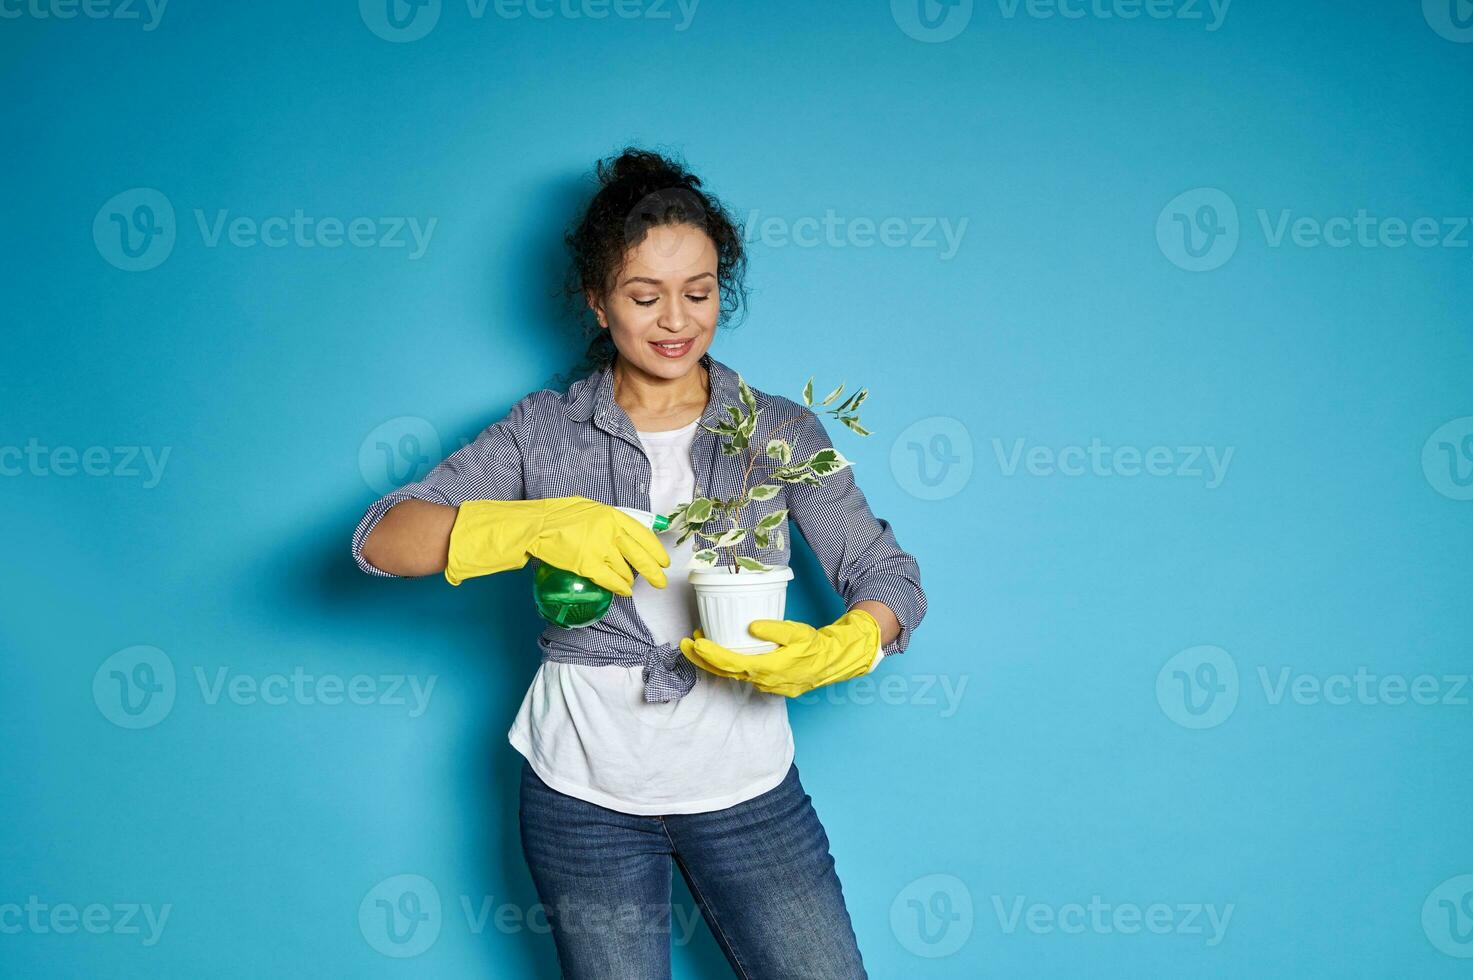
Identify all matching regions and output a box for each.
[352,394,533,578]
[360,499,458,577]
[783,404,928,658]
[850,598,901,649]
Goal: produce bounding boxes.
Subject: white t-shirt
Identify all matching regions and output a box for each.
[507,417,881,815]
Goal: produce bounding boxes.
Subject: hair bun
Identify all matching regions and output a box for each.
[599,148,701,191]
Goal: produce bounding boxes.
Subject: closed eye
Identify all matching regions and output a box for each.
[633,294,711,307]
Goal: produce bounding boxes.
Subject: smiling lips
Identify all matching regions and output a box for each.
[650,338,694,358]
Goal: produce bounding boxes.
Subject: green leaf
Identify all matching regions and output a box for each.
[748,483,780,501]
[738,375,757,415]
[821,382,845,406]
[755,508,787,531]
[712,527,747,547]
[801,377,814,407]
[764,438,792,464]
[836,387,868,413]
[735,555,773,572]
[692,549,719,567]
[809,453,851,477]
[684,498,714,523]
[753,528,769,548]
[839,417,871,437]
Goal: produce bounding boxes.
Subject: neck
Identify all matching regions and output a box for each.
[611,352,710,416]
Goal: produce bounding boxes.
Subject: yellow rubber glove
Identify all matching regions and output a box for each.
[444,496,669,595]
[678,608,882,697]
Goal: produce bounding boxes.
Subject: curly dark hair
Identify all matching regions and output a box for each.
[556,146,748,385]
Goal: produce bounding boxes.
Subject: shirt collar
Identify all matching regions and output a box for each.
[564,350,740,431]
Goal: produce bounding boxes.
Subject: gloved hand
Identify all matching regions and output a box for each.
[678,609,882,697]
[444,496,669,595]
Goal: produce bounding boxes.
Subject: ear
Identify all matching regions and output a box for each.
[585,289,608,329]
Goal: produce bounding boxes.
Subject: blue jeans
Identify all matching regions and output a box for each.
[517,756,869,979]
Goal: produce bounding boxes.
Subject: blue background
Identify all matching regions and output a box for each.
[3,0,1471,976]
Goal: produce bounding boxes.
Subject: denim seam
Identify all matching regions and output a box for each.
[658,821,753,980]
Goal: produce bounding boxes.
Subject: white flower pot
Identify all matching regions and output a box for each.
[688,566,795,654]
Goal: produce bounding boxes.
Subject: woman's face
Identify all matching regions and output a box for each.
[589,223,719,381]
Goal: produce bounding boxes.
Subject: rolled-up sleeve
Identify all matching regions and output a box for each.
[351,395,532,577]
[783,405,927,657]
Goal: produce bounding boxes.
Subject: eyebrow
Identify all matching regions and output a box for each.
[620,272,716,288]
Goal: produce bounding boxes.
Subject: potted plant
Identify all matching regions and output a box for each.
[667,374,871,653]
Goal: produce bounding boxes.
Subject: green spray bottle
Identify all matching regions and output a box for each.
[532,506,671,628]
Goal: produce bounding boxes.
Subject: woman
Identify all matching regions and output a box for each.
[351,148,926,979]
